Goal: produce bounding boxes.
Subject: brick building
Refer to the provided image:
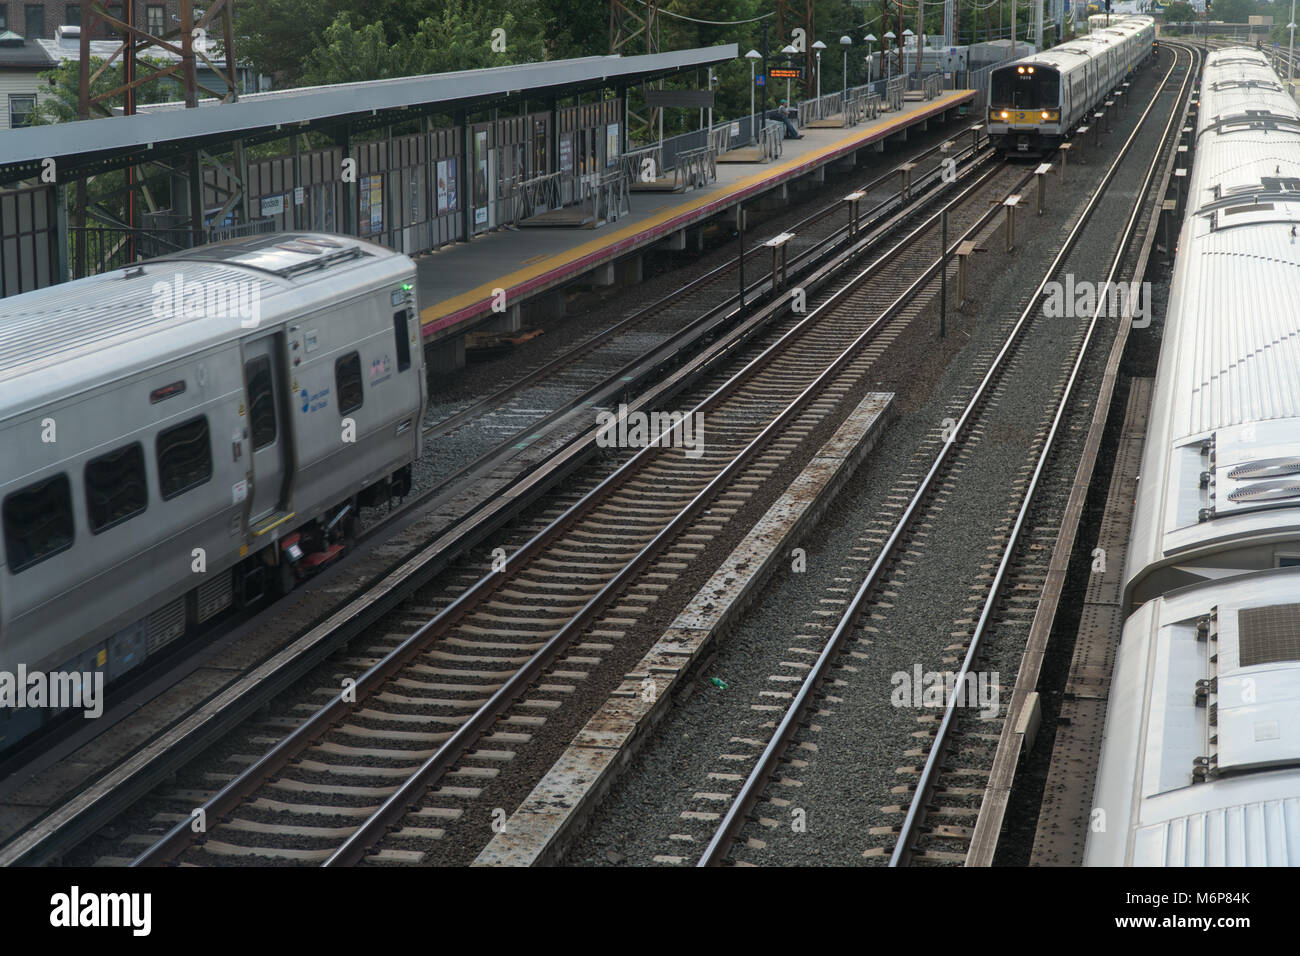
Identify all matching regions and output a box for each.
[1,1,182,42]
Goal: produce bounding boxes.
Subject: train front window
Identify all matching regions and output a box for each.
[992,68,1059,109]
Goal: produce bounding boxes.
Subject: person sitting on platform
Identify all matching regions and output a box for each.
[777,99,803,139]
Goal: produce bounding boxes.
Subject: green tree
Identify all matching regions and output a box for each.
[298,1,549,85]
[27,55,177,124]
[1209,0,1257,21]
[235,0,348,84]
[536,0,608,59]
[1162,1,1197,23]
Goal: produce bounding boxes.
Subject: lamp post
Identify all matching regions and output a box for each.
[813,39,827,101]
[884,30,896,82]
[746,48,761,143]
[782,43,798,105]
[841,34,853,99]
[865,33,877,82]
[904,28,915,79]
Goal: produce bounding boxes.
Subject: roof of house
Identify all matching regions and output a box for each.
[0,31,56,70]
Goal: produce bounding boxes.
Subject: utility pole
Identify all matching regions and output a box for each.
[1289,0,1296,96]
[1012,0,1017,58]
[918,0,925,77]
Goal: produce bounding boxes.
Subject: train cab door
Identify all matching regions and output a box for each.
[242,335,288,524]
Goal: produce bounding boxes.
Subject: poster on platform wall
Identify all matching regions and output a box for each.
[606,123,620,166]
[447,158,458,212]
[436,160,449,214]
[473,130,488,225]
[369,175,384,232]
[559,135,574,176]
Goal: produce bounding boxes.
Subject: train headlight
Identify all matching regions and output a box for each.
[1027,66,1035,73]
[1042,111,1050,120]
[1017,66,1025,73]
[1001,110,1009,119]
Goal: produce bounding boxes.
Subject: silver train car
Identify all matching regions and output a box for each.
[1085,49,1300,866]
[0,233,425,746]
[987,15,1155,155]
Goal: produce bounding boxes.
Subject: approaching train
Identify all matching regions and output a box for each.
[0,233,425,747]
[988,15,1155,155]
[1085,49,1300,865]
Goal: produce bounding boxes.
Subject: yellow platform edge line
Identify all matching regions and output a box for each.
[420,90,974,330]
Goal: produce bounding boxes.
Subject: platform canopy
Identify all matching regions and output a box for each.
[0,44,737,185]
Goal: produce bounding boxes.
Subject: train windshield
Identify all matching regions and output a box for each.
[991,67,1060,109]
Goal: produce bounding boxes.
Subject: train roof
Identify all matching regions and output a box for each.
[1124,48,1300,602]
[993,15,1153,74]
[1088,568,1300,865]
[0,232,413,423]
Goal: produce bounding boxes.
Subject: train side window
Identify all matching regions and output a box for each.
[245,356,277,450]
[393,310,411,373]
[336,352,364,414]
[156,416,213,500]
[85,442,147,533]
[3,474,74,573]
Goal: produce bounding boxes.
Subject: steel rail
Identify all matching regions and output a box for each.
[889,42,1196,867]
[352,138,995,548]
[325,158,1018,868]
[962,37,1204,867]
[130,155,1014,868]
[404,140,992,515]
[698,46,1185,868]
[1,131,997,870]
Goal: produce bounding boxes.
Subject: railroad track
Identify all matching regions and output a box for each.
[0,114,1001,866]
[696,42,1197,867]
[401,130,996,526]
[60,152,1028,868]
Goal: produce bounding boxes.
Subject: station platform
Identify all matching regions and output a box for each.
[415,89,976,364]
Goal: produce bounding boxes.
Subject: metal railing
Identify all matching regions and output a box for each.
[69,218,276,278]
[885,76,906,111]
[590,168,631,224]
[922,73,944,100]
[842,89,882,126]
[621,145,663,185]
[515,170,563,220]
[708,125,731,157]
[673,145,717,191]
[758,120,784,161]
[647,114,761,172]
[798,90,848,125]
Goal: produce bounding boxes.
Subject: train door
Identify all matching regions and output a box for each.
[242,335,288,522]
